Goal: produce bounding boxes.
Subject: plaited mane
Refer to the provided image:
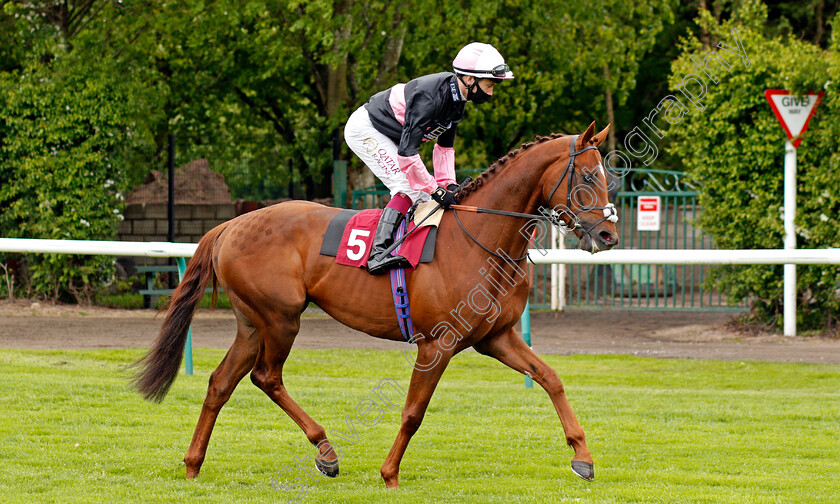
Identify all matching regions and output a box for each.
[456,133,567,201]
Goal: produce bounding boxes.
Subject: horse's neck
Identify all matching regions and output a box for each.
[456,139,564,256]
[464,139,562,216]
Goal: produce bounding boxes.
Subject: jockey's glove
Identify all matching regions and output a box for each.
[447,176,472,193]
[431,187,458,209]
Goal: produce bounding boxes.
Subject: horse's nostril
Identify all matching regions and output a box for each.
[599,231,617,245]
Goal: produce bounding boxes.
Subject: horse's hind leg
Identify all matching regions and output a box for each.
[474,327,594,481]
[250,315,340,477]
[184,317,259,478]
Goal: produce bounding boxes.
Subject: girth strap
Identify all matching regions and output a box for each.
[388,220,415,343]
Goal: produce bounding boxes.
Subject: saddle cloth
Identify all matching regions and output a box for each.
[319,202,442,269]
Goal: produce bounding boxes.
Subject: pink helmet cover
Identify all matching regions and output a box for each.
[452,42,514,79]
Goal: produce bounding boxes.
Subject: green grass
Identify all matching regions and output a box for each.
[1,349,838,503]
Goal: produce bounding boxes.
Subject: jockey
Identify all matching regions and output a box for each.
[344,42,514,274]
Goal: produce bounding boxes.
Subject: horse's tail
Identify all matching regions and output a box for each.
[132,221,230,402]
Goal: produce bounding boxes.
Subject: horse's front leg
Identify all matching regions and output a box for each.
[381,338,452,489]
[474,327,595,481]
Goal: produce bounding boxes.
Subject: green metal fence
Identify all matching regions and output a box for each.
[532,168,747,311]
[347,168,745,312]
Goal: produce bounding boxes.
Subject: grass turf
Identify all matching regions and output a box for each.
[0,348,838,503]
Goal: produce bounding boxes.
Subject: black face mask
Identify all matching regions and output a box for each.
[468,81,492,104]
[460,76,492,104]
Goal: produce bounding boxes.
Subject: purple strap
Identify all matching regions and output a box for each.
[389,220,416,343]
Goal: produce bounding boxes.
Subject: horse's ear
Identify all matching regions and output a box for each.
[591,123,611,148]
[576,121,596,150]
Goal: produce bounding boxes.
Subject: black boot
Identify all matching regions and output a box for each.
[367,207,411,275]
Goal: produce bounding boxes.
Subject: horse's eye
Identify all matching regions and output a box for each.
[583,174,595,184]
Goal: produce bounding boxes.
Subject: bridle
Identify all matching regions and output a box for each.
[545,135,618,235]
[452,134,618,263]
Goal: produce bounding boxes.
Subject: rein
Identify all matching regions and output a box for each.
[452,209,531,263]
[449,204,571,223]
[452,134,616,262]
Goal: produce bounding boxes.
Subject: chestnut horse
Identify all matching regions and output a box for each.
[133,122,619,488]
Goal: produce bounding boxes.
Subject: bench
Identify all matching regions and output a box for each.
[136,265,180,308]
[136,264,223,308]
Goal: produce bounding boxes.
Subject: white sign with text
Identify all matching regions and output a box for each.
[637,196,661,231]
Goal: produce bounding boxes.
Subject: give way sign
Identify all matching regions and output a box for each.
[764,89,824,148]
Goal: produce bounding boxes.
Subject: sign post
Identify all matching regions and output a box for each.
[764,89,824,336]
[783,140,797,337]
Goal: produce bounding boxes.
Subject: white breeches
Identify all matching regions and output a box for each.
[344,106,431,204]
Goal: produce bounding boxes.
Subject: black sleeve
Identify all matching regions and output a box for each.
[436,123,457,149]
[398,91,435,157]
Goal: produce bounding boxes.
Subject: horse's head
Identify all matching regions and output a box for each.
[541,122,619,253]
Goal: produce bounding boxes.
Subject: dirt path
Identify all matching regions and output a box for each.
[1,301,838,364]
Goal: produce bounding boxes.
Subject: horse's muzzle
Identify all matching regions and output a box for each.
[579,229,619,253]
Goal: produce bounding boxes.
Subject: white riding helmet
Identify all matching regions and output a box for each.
[452,42,514,80]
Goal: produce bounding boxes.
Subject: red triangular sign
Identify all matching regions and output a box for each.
[764,89,824,148]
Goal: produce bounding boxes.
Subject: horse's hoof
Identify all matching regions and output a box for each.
[571,460,594,481]
[315,457,339,478]
[185,465,201,479]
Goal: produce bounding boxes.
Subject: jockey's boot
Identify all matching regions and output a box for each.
[366,207,411,275]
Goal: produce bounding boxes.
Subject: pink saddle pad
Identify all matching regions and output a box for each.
[321,209,435,269]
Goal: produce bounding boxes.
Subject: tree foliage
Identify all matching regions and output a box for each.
[3,0,680,198]
[399,0,674,166]
[0,62,142,301]
[0,1,161,301]
[667,0,840,332]
[1,0,678,301]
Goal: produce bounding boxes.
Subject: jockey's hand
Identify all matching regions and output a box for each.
[431,187,458,209]
[446,177,472,193]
